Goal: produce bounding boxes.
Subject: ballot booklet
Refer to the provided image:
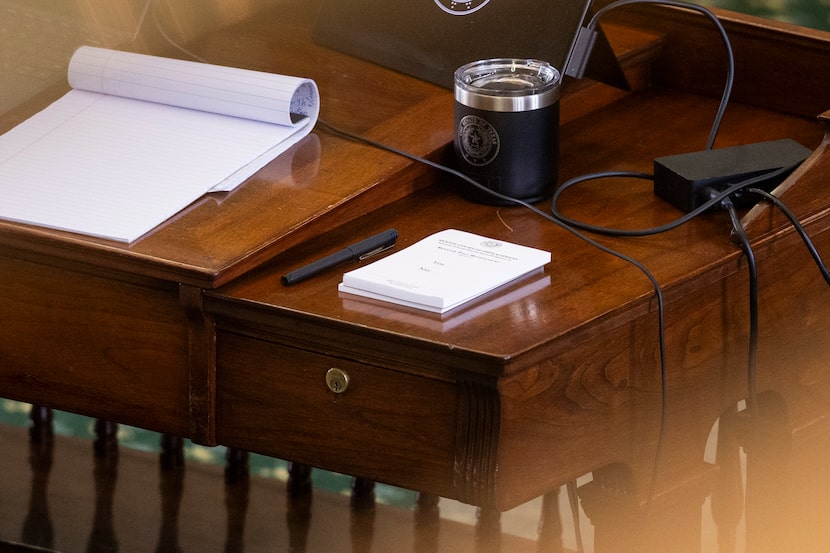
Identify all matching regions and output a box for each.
[0,46,319,242]
[338,229,551,314]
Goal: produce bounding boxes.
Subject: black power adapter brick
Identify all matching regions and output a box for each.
[654,139,811,212]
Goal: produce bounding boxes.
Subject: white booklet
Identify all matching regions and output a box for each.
[0,46,319,242]
[339,229,551,313]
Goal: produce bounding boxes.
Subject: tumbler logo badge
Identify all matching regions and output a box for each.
[434,0,491,15]
[457,115,500,166]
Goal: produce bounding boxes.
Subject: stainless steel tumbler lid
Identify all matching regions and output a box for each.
[454,58,561,112]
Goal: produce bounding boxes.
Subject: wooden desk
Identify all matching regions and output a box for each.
[2,2,830,548]
[0,1,454,445]
[200,2,830,521]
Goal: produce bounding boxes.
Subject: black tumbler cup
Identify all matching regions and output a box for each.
[453,58,561,204]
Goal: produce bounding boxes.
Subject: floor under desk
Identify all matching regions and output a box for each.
[0,422,558,553]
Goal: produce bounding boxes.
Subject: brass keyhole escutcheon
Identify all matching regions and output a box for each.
[326,368,350,394]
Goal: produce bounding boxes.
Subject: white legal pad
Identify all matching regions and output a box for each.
[339,229,551,313]
[0,46,319,242]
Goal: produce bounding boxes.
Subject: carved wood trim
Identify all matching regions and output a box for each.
[180,284,217,445]
[454,379,501,507]
[740,111,830,241]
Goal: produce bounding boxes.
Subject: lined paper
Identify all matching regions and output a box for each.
[0,47,319,242]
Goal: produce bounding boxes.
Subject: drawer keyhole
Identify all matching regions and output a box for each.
[326,368,350,394]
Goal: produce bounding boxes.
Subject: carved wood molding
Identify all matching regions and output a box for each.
[454,379,500,506]
[180,284,217,445]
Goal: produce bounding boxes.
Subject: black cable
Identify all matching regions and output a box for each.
[552,3,734,543]
[550,163,800,237]
[148,0,669,406]
[550,0,735,239]
[320,117,668,387]
[316,121,667,394]
[586,0,734,151]
[722,196,759,412]
[320,119,670,532]
[147,4,693,543]
[746,187,830,285]
[148,2,828,547]
[147,2,683,471]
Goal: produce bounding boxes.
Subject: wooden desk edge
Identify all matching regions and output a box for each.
[2,9,829,290]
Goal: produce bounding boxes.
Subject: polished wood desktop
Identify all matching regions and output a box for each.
[2,1,830,550]
[0,0,455,446]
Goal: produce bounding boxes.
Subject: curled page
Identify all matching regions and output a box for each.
[68,46,319,126]
[0,47,321,242]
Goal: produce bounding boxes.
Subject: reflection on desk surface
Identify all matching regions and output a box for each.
[3,388,830,552]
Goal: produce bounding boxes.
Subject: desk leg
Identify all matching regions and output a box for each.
[351,477,379,552]
[351,479,376,553]
[580,462,711,553]
[22,433,54,550]
[225,448,249,483]
[415,493,440,553]
[287,461,313,497]
[224,461,250,553]
[286,462,313,552]
[28,405,53,444]
[93,419,118,458]
[476,506,501,553]
[351,477,376,510]
[578,466,639,553]
[160,434,185,469]
[156,449,185,553]
[88,437,118,551]
[537,488,564,553]
[351,506,376,553]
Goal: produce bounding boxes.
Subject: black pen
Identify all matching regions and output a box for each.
[281,229,398,286]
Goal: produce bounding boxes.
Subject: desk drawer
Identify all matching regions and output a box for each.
[0,255,191,437]
[216,331,459,495]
